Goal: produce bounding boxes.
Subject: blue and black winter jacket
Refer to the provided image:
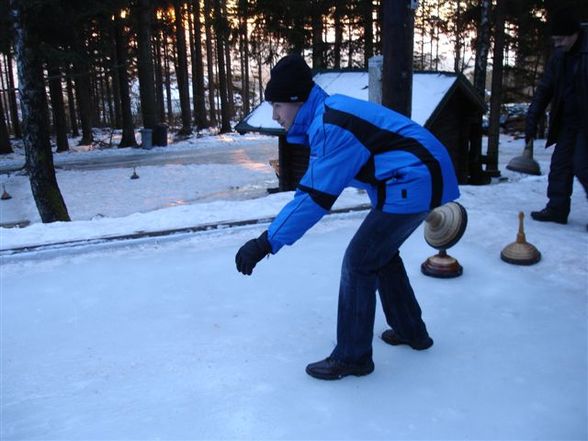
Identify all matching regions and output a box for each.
[267,85,460,253]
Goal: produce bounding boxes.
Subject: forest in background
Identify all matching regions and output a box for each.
[0,0,586,222]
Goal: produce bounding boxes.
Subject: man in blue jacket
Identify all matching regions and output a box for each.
[235,54,460,380]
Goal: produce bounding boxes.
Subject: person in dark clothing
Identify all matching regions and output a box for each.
[235,54,460,380]
[525,9,588,225]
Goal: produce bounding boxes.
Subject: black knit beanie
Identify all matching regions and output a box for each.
[550,8,581,36]
[264,54,314,103]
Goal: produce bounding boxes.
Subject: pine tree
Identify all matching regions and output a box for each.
[0,91,11,154]
[173,0,193,136]
[486,0,506,176]
[204,0,218,127]
[213,0,231,133]
[473,0,491,97]
[134,0,158,130]
[47,58,70,152]
[10,0,70,222]
[237,0,250,117]
[114,13,138,147]
[189,0,208,129]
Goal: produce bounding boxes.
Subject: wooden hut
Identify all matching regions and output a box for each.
[235,70,490,191]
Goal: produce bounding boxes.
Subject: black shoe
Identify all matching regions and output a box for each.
[381,330,433,350]
[305,357,375,380]
[530,208,567,224]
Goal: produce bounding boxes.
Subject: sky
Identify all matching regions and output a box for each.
[0,131,587,440]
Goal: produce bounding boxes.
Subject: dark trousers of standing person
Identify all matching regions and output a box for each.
[330,209,431,364]
[546,127,588,217]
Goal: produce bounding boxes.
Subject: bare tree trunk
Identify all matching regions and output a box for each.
[65,70,79,137]
[473,0,491,97]
[212,47,220,125]
[72,31,94,145]
[453,0,462,73]
[191,0,208,129]
[154,30,166,123]
[224,46,235,119]
[93,69,104,127]
[47,60,70,152]
[415,3,426,69]
[163,38,173,123]
[221,0,235,118]
[11,0,70,222]
[362,0,374,68]
[0,57,11,133]
[108,21,123,130]
[486,0,506,176]
[174,0,193,136]
[334,3,343,69]
[238,0,250,116]
[0,95,12,154]
[5,51,21,138]
[110,61,122,129]
[101,63,114,127]
[434,1,440,71]
[134,0,158,130]
[382,0,414,117]
[311,0,325,69]
[188,7,196,119]
[114,15,137,147]
[347,19,353,68]
[204,0,218,127]
[214,0,231,133]
[257,51,263,105]
[224,39,235,119]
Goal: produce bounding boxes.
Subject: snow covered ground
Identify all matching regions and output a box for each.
[1,131,587,440]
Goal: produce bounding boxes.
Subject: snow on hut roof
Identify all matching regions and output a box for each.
[236,71,467,135]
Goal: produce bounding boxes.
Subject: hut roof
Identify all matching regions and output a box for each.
[235,70,484,135]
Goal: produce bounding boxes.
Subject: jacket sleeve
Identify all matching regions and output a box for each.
[525,52,558,140]
[267,125,371,253]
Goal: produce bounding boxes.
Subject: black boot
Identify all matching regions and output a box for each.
[305,357,374,380]
[530,208,567,224]
[381,329,433,350]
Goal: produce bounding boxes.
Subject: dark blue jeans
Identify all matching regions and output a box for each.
[330,209,430,364]
[546,128,588,215]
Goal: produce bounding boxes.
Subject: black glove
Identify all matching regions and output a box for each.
[235,231,272,275]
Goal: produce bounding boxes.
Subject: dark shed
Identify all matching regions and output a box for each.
[235,70,490,191]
